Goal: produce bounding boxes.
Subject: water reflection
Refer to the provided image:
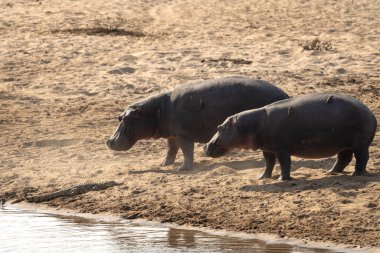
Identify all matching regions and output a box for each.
[0,206,349,253]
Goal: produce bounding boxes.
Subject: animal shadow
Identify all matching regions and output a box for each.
[206,158,264,171]
[127,158,265,175]
[127,157,337,175]
[240,173,380,193]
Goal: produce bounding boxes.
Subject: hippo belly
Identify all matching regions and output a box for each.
[283,127,355,159]
[290,135,349,159]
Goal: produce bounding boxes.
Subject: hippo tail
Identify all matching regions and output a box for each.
[369,114,377,143]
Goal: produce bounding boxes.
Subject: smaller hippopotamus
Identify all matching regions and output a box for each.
[204,94,377,180]
[106,77,289,171]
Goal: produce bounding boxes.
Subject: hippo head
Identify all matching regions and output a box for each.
[106,105,159,151]
[204,116,249,158]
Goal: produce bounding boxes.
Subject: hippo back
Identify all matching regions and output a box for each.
[263,93,377,156]
[168,77,289,142]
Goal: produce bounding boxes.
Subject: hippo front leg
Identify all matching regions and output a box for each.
[177,136,194,171]
[160,137,180,166]
[259,151,276,179]
[276,149,292,180]
[352,146,369,176]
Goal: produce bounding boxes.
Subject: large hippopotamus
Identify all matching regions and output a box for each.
[204,93,377,180]
[106,77,289,171]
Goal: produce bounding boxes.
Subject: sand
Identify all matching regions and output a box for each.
[0,0,379,249]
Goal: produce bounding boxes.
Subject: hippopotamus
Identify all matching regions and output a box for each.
[204,93,377,180]
[106,77,289,171]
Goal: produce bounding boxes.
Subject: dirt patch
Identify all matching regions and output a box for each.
[301,38,335,52]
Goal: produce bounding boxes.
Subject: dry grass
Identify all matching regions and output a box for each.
[51,15,145,37]
[201,58,253,65]
[301,38,334,52]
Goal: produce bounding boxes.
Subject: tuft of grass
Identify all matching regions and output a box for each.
[201,58,252,65]
[301,38,334,52]
[52,27,145,37]
[4,1,14,7]
[51,15,145,37]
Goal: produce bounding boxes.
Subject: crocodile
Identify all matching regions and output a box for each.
[25,181,121,203]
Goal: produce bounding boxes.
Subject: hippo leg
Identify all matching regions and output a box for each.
[259,151,276,179]
[177,136,194,171]
[276,150,292,181]
[327,149,353,174]
[352,146,369,176]
[161,137,180,166]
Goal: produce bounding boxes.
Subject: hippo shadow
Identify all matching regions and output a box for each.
[127,157,337,175]
[207,157,336,172]
[128,167,176,175]
[205,158,264,171]
[127,157,265,175]
[239,173,380,193]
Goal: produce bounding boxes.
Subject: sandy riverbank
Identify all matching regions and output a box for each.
[1,0,379,248]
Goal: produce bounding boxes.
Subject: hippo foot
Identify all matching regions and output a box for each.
[160,158,175,166]
[352,171,366,176]
[177,164,193,172]
[258,173,272,180]
[326,169,340,175]
[277,175,292,181]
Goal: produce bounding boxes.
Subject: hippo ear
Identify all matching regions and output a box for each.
[131,107,142,115]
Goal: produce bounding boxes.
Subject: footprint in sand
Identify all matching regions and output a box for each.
[108,66,136,75]
[22,138,81,148]
[205,166,237,178]
[118,55,139,63]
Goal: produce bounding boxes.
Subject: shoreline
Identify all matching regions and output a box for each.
[9,202,378,253]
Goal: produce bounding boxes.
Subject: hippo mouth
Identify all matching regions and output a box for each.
[106,123,136,151]
[203,142,228,158]
[106,138,135,151]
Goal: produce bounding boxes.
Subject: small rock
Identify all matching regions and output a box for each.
[336,68,347,74]
[126,83,135,89]
[366,202,377,208]
[131,188,145,195]
[125,213,140,219]
[340,199,353,204]
[108,67,136,75]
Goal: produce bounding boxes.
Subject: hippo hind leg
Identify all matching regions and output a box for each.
[352,146,369,176]
[177,136,194,171]
[259,151,276,179]
[276,149,292,181]
[327,149,353,174]
[161,137,180,166]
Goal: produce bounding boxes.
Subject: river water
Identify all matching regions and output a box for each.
[0,205,355,253]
